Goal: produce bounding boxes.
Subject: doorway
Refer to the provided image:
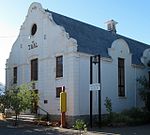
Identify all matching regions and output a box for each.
[31,89,38,114]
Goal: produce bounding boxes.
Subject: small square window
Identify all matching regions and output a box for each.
[44,100,48,104]
[56,87,62,98]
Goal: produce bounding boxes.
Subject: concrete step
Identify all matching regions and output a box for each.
[6,114,38,126]
[7,114,37,122]
[18,114,37,121]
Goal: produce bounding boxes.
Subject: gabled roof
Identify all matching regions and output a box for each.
[46,10,150,65]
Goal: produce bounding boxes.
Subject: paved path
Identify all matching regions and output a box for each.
[88,124,150,135]
[0,126,76,135]
[0,120,150,135]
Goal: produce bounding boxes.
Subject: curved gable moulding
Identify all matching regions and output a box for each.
[21,2,54,31]
[108,38,130,58]
[27,2,55,23]
[28,2,43,14]
[27,2,77,45]
[141,48,150,67]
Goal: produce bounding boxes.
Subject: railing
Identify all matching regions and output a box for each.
[37,105,50,121]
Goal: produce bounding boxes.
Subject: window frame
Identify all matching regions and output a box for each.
[56,87,62,98]
[56,56,63,78]
[31,58,38,81]
[31,24,37,36]
[13,66,17,84]
[118,58,125,97]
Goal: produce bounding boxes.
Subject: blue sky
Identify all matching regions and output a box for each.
[0,0,150,84]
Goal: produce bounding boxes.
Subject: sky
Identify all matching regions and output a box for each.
[0,0,150,84]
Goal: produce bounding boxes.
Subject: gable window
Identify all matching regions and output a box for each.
[31,24,37,36]
[31,58,38,81]
[118,58,125,97]
[13,67,17,84]
[56,56,63,78]
[56,87,62,98]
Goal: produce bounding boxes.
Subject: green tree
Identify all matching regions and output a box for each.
[0,94,9,113]
[137,76,150,111]
[1,83,39,125]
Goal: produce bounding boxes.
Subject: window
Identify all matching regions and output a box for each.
[31,24,37,36]
[148,71,150,88]
[56,56,63,78]
[56,87,62,98]
[118,58,125,97]
[44,100,48,104]
[31,58,38,81]
[13,67,17,84]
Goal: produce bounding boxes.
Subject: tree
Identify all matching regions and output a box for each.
[0,94,10,113]
[1,83,39,125]
[0,83,5,95]
[137,76,150,111]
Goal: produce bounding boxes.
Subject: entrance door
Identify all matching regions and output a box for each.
[31,89,38,114]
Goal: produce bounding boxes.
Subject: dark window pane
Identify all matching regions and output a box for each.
[118,58,125,97]
[56,87,62,98]
[13,67,17,84]
[31,58,38,81]
[44,100,48,104]
[56,56,63,78]
[31,24,37,36]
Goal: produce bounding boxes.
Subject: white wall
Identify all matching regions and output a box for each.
[6,2,148,117]
[77,38,148,115]
[6,2,78,116]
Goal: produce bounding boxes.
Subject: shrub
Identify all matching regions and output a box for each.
[104,97,112,122]
[102,107,150,126]
[112,113,131,123]
[121,107,150,125]
[103,95,150,126]
[137,76,150,111]
[104,97,112,114]
[0,104,4,113]
[73,119,87,131]
[121,107,143,119]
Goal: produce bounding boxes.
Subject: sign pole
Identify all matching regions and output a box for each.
[98,55,101,127]
[90,55,101,128]
[90,56,93,128]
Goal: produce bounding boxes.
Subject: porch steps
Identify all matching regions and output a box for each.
[8,114,37,121]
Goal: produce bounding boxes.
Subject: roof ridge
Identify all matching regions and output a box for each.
[45,9,108,32]
[45,9,150,47]
[45,9,150,65]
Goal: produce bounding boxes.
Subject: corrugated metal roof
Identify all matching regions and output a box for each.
[46,10,150,65]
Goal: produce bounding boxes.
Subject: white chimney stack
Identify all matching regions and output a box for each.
[105,19,118,34]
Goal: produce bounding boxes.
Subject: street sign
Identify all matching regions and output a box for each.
[89,83,101,91]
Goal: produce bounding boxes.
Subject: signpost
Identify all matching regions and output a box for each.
[89,83,101,91]
[90,55,101,128]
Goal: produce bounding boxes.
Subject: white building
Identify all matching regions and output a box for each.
[6,2,150,124]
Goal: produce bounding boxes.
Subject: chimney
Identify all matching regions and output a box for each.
[105,19,118,34]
